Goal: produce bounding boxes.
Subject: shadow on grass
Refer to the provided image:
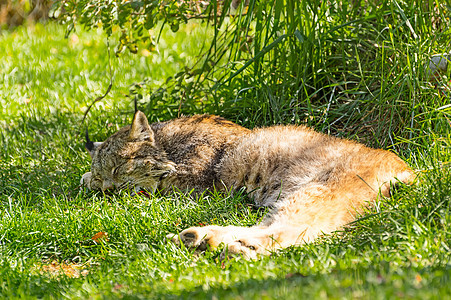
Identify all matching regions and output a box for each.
[0,109,124,202]
[152,263,451,299]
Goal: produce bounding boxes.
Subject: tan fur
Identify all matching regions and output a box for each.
[82,111,414,259]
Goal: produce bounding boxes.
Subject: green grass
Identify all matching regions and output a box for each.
[0,11,450,300]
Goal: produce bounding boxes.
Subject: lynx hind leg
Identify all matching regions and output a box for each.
[220,185,373,259]
[168,188,343,259]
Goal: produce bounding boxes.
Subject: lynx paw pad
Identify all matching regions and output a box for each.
[167,228,210,251]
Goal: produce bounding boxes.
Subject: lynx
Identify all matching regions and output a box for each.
[81,111,413,259]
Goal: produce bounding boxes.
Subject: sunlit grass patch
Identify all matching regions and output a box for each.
[0,4,450,298]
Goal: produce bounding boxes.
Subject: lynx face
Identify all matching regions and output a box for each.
[83,111,175,193]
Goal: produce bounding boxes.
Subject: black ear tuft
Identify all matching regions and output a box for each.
[85,129,94,152]
[85,129,103,158]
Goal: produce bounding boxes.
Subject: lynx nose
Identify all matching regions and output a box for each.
[102,180,114,191]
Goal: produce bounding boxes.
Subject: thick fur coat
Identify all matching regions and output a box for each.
[82,111,413,259]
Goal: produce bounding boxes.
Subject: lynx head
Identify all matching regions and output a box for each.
[82,111,175,193]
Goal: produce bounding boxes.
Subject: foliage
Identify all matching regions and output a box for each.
[55,0,451,146]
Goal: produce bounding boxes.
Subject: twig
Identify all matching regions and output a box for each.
[81,38,114,128]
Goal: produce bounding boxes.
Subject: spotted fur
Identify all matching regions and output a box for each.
[82,111,414,259]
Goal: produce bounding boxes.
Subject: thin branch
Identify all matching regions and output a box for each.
[81,38,114,128]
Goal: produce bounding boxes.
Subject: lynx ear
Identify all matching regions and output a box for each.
[85,129,103,158]
[129,110,154,142]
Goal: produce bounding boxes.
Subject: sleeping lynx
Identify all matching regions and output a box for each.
[82,111,414,259]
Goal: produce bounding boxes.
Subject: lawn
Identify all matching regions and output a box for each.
[0,6,450,299]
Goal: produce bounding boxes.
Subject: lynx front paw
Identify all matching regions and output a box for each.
[80,172,92,190]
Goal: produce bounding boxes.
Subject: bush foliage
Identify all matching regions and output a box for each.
[55,1,450,145]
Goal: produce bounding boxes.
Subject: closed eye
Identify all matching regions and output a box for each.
[111,163,126,176]
[111,167,118,175]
